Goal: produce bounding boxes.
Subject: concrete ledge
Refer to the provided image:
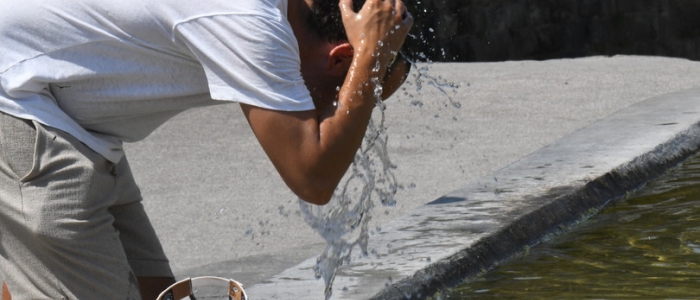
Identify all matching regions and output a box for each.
[247,87,700,299]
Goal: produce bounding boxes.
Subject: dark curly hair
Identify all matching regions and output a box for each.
[307,0,416,62]
[308,0,365,41]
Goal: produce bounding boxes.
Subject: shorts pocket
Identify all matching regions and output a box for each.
[0,114,40,181]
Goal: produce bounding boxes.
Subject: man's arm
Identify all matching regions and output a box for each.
[241,0,412,205]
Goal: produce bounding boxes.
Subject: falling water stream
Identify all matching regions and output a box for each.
[299,49,462,298]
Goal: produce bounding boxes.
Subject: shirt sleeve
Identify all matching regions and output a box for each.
[174,13,314,111]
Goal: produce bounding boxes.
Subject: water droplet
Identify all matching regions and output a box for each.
[372,61,381,73]
[410,100,424,107]
[428,28,434,32]
[377,40,384,47]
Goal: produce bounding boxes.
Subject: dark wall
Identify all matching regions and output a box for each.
[404,0,700,62]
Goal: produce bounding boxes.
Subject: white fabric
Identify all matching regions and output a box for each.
[0,0,313,163]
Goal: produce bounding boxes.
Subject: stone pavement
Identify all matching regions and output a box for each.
[124,55,700,296]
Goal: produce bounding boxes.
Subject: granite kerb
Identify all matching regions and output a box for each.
[247,87,700,300]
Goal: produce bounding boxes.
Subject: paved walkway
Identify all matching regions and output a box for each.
[124,56,700,293]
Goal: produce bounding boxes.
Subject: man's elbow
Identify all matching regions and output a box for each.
[294,186,334,206]
[288,178,336,206]
[275,164,343,205]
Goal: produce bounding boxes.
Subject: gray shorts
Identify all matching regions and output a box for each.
[0,112,173,299]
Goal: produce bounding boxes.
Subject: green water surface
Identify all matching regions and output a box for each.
[446,154,700,299]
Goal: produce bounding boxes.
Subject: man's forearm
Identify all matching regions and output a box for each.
[314,48,392,185]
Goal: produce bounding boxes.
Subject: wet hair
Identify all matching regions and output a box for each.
[308,0,365,41]
[308,0,416,62]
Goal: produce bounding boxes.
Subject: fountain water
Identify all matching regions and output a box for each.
[300,47,462,299]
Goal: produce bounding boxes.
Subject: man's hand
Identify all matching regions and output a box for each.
[380,53,411,100]
[340,0,413,80]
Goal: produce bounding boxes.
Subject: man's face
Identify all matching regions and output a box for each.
[299,36,411,112]
[301,49,412,112]
[298,41,348,111]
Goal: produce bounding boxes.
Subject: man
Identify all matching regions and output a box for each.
[0,0,412,298]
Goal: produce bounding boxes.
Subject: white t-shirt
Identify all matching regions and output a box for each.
[0,0,313,163]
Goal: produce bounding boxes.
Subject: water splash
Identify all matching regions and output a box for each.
[300,72,398,299]
[300,39,463,300]
[402,54,462,109]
